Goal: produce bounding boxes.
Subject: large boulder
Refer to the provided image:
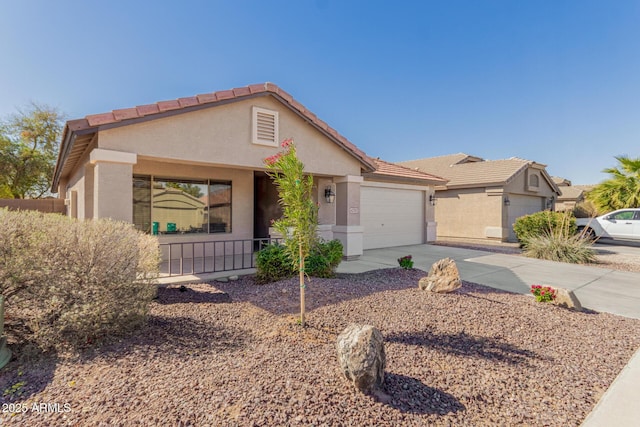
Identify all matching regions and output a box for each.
[418,257,462,293]
[336,324,386,393]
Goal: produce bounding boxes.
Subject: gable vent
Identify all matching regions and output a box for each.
[252,106,279,147]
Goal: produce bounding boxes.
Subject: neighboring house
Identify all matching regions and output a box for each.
[52,83,446,262]
[552,177,584,212]
[398,153,560,242]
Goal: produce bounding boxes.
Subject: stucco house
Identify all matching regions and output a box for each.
[399,153,560,242]
[52,83,446,267]
[552,177,593,212]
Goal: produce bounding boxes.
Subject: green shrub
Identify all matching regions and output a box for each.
[513,211,577,244]
[0,209,159,351]
[522,232,597,264]
[255,243,293,284]
[306,239,344,278]
[256,239,344,283]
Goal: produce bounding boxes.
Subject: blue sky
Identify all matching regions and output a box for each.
[2,0,639,184]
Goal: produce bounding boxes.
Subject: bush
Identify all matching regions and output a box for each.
[0,209,159,351]
[397,255,414,269]
[306,239,344,278]
[256,239,344,283]
[513,211,577,244]
[522,232,597,264]
[255,243,293,284]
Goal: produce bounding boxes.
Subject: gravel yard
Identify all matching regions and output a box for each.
[2,269,639,426]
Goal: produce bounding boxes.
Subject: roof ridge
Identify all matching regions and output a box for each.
[398,152,470,163]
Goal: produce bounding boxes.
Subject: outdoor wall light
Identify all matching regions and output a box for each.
[504,196,510,206]
[429,194,437,206]
[324,186,335,204]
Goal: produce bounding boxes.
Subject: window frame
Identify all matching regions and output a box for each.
[133,175,232,235]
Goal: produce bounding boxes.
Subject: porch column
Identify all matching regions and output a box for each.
[331,175,363,260]
[89,148,137,222]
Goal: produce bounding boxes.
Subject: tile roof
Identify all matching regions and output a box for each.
[557,185,584,201]
[398,153,559,192]
[53,83,376,190]
[366,158,447,185]
[399,154,532,187]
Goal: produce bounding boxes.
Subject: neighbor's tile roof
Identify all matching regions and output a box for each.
[366,158,447,184]
[53,83,376,190]
[557,185,584,201]
[398,154,535,187]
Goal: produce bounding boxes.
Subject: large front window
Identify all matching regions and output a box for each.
[133,175,231,234]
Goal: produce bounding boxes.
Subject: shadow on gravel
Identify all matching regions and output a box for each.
[382,373,465,415]
[155,285,232,305]
[0,342,57,404]
[386,329,542,366]
[79,315,247,363]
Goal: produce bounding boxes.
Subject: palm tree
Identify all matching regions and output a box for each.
[587,156,640,212]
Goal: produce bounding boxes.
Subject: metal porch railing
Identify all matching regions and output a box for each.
[159,237,283,277]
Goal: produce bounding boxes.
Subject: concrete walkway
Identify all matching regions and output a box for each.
[337,244,640,427]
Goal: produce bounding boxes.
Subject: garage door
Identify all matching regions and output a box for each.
[361,186,424,250]
[507,194,544,241]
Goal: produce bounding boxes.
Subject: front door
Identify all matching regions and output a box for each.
[253,172,282,239]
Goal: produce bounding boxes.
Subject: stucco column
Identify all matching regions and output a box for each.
[89,148,137,222]
[331,175,363,260]
[426,188,437,243]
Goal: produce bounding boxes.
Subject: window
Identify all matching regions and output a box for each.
[133,175,232,234]
[609,211,635,221]
[252,106,279,146]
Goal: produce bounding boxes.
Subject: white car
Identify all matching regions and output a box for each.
[576,208,640,241]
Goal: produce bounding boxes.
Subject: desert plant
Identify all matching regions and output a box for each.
[530,285,557,303]
[0,209,159,351]
[587,155,640,212]
[513,210,578,244]
[264,138,318,327]
[397,255,414,269]
[522,232,597,264]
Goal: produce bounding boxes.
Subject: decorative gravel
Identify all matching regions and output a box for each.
[2,269,639,426]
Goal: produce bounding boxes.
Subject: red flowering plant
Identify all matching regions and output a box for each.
[530,285,557,303]
[263,138,317,327]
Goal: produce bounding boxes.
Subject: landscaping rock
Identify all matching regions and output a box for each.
[418,257,462,293]
[229,275,239,281]
[215,277,229,283]
[552,287,583,311]
[336,324,386,393]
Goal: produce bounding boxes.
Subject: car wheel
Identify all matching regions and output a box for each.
[578,226,596,240]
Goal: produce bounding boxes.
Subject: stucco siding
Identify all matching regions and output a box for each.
[98,96,362,177]
[435,188,503,239]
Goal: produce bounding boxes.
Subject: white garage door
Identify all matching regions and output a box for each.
[507,194,544,241]
[361,186,424,250]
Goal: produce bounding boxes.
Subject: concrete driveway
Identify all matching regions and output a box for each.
[337,243,640,319]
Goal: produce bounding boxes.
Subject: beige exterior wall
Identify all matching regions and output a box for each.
[435,188,503,239]
[97,96,362,177]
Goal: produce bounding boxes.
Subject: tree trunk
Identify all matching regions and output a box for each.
[299,243,306,327]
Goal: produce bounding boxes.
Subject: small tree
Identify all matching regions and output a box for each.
[0,103,64,198]
[264,138,317,327]
[587,155,640,212]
